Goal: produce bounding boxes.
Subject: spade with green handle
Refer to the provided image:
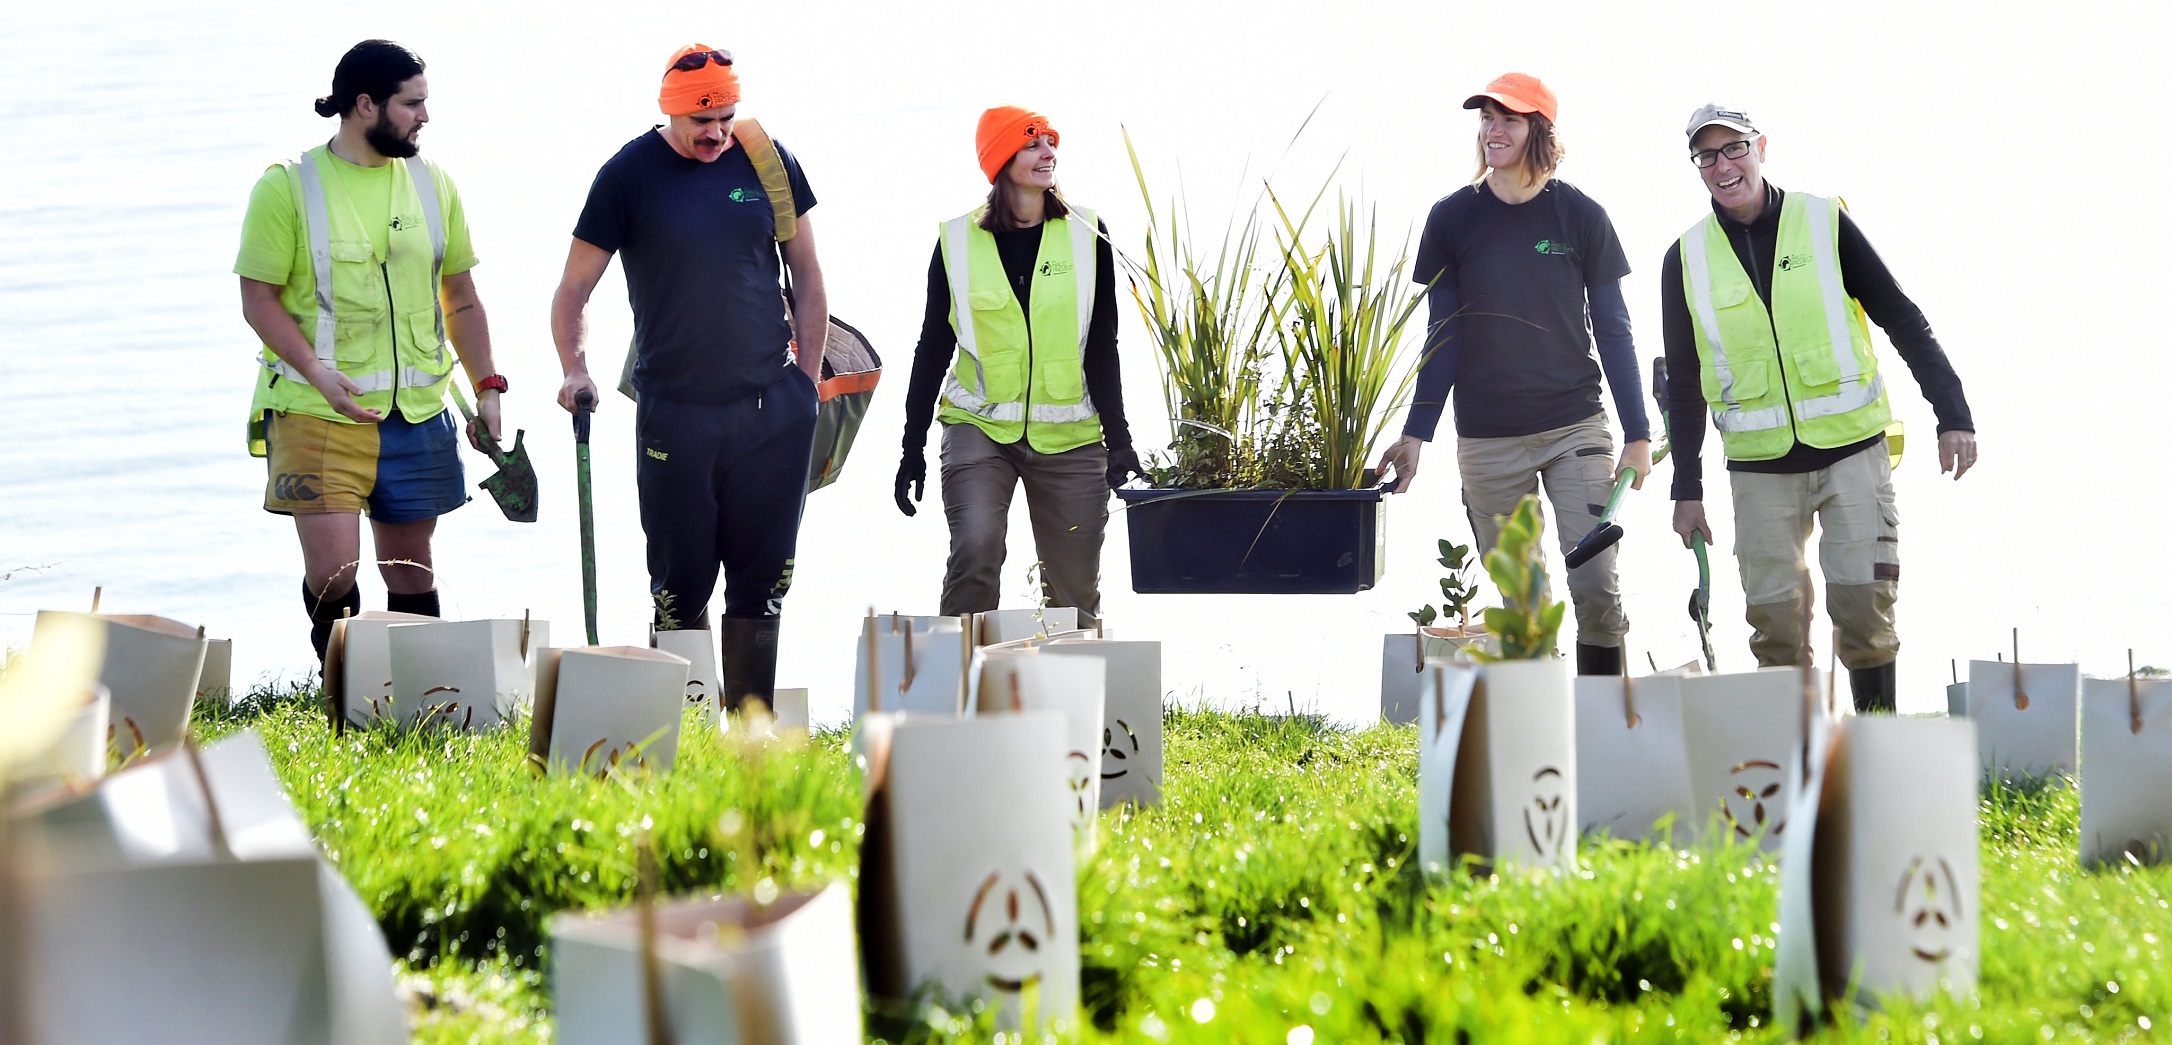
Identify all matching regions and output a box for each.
[448,382,538,523]
[1690,531,1716,672]
[573,389,599,647]
[1564,464,1641,569]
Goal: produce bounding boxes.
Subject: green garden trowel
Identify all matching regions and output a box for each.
[449,382,538,523]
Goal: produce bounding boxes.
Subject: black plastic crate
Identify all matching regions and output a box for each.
[1114,486,1388,594]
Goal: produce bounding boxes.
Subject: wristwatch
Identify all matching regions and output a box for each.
[476,374,509,394]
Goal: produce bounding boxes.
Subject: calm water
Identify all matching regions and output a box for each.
[5,1,2169,722]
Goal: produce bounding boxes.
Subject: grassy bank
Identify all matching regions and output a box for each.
[199,691,2169,1043]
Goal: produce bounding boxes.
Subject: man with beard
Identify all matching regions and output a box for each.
[237,39,506,663]
[548,44,826,718]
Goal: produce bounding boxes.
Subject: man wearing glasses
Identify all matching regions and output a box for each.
[549,44,827,716]
[1660,104,1976,713]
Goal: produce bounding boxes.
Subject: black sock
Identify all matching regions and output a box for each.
[386,589,441,618]
[307,581,361,663]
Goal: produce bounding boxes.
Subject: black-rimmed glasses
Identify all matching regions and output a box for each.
[1691,139,1754,168]
[669,49,733,74]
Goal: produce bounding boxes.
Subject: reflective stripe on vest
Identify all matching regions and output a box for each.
[937,207,1102,433]
[263,153,448,391]
[1679,192,1890,456]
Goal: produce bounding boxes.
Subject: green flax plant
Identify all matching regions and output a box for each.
[1120,129,1289,489]
[1266,188,1428,491]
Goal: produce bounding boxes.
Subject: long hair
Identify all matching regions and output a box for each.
[1469,106,1566,187]
[979,183,1070,232]
[314,39,425,119]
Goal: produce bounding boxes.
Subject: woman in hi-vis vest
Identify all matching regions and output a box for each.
[893,106,1141,626]
[1374,73,1651,677]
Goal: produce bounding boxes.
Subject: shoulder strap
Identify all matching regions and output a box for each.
[733,118,797,243]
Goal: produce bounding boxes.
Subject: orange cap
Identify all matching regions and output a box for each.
[1463,72,1558,124]
[658,43,740,116]
[975,106,1060,183]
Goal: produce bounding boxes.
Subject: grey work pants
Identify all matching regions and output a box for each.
[938,422,1108,624]
[1455,413,1629,647]
[1728,442,1899,670]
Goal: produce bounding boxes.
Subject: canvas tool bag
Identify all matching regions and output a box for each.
[33,610,206,766]
[1773,701,1979,1032]
[1380,625,1490,726]
[854,707,1079,1030]
[386,618,542,730]
[1042,637,1164,808]
[614,117,881,495]
[2079,673,2172,867]
[1573,671,1694,843]
[853,613,973,721]
[1967,657,2081,783]
[1419,658,1577,873]
[12,729,409,1043]
[529,646,690,775]
[972,648,1108,848]
[551,881,862,1045]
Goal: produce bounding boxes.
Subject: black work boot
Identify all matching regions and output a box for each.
[306,581,361,664]
[720,616,782,715]
[1850,662,1898,715]
[385,589,441,617]
[1575,642,1624,677]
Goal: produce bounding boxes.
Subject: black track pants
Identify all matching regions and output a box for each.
[635,372,817,622]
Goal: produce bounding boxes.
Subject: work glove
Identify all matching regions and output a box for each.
[895,451,926,517]
[1105,447,1146,490]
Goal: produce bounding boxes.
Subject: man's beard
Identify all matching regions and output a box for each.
[365,110,420,159]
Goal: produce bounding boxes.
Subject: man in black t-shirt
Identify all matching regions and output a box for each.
[548,44,829,717]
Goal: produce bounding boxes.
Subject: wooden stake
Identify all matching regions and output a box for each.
[1621,641,1641,729]
[864,609,882,714]
[637,835,675,1045]
[520,609,532,658]
[90,585,102,613]
[182,739,231,859]
[2012,628,2029,711]
[2130,649,2144,736]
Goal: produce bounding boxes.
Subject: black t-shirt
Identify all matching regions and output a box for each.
[573,129,818,404]
[1412,179,1631,438]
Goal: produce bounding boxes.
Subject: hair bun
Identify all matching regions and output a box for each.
[313,95,339,118]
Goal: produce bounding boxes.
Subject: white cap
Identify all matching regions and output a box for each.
[1685,103,1758,138]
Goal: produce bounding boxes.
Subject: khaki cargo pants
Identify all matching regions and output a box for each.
[938,422,1108,625]
[1728,443,1899,670]
[1457,413,1628,647]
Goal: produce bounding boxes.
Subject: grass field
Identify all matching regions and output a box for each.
[198,689,2170,1044]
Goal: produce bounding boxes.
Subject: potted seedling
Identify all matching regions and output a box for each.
[1112,133,1426,594]
[1416,495,1578,872]
[1380,538,1491,725]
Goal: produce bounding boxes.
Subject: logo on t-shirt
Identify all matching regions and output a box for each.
[1533,239,1576,256]
[727,187,762,203]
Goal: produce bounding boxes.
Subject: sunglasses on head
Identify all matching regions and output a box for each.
[668,49,733,74]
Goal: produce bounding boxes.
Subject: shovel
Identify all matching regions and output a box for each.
[449,382,538,523]
[1648,357,1672,466]
[573,389,599,647]
[1689,531,1716,672]
[1564,464,1640,569]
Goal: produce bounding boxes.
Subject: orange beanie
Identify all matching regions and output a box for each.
[658,44,740,116]
[975,106,1059,183]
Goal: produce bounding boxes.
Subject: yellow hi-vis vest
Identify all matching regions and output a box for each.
[1679,192,1892,462]
[247,145,458,455]
[936,206,1103,454]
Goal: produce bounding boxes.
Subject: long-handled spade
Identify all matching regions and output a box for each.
[1564,464,1641,570]
[573,389,599,646]
[1689,531,1717,672]
[449,382,538,523]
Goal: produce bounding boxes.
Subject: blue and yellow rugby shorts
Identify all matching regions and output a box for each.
[262,409,469,523]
